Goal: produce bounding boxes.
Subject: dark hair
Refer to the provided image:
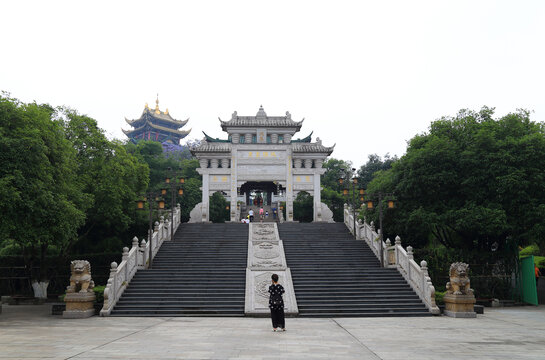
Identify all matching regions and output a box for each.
[271,274,279,282]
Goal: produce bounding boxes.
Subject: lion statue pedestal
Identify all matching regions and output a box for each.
[443,262,476,318]
[63,260,96,319]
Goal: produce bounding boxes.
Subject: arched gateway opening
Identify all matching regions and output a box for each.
[239,181,283,206]
[189,106,336,223]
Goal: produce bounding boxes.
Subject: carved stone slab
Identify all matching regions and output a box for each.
[245,269,298,315]
[245,223,298,315]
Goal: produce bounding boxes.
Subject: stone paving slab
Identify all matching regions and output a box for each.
[0,304,544,359]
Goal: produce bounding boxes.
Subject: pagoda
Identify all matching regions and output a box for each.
[122,98,191,144]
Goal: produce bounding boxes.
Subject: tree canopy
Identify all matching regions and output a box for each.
[366,107,545,255]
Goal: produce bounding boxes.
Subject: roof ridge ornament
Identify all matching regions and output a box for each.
[256,105,267,119]
[155,94,160,114]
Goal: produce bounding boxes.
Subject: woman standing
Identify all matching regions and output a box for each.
[268,273,285,332]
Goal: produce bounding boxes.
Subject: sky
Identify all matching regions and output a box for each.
[1,0,544,169]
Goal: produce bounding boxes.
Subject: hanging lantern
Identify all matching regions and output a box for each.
[161,188,167,195]
[366,201,374,209]
[388,200,395,209]
[352,177,358,185]
[338,178,344,185]
[359,188,364,195]
[178,188,184,195]
[179,177,185,184]
[165,177,171,184]
[343,188,349,196]
[226,205,230,210]
[158,200,165,209]
[137,200,145,209]
[360,196,364,202]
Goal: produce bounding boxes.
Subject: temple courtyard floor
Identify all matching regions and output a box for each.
[0,304,544,360]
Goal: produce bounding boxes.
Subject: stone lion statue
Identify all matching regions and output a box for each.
[446,262,473,295]
[66,260,95,293]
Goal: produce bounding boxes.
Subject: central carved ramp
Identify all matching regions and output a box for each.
[110,223,248,316]
[279,223,431,317]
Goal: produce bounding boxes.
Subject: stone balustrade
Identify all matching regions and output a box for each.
[343,205,440,315]
[100,205,181,316]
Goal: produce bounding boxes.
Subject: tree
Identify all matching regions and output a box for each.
[0,94,87,297]
[209,191,229,223]
[62,111,149,253]
[294,191,314,222]
[366,107,545,255]
[357,153,398,189]
[321,158,354,190]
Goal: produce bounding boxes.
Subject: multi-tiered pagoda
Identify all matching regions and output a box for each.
[122,99,191,144]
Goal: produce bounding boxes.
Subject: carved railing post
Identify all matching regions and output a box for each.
[140,239,147,268]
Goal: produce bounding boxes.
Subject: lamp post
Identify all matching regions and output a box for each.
[338,168,363,238]
[164,167,185,242]
[136,192,165,269]
[364,191,395,267]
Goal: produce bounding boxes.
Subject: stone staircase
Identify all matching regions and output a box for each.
[110,223,248,316]
[279,222,432,317]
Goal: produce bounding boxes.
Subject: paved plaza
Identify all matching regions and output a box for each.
[0,304,544,360]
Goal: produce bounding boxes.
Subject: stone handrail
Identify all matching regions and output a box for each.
[344,205,440,315]
[100,205,181,316]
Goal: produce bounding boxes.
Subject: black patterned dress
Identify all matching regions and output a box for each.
[268,284,285,329]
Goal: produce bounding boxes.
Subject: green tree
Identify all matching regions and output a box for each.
[321,158,353,190]
[294,191,314,222]
[209,191,229,223]
[0,94,87,295]
[62,111,149,253]
[357,153,398,189]
[366,107,545,255]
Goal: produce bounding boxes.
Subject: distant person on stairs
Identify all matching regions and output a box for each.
[269,273,285,332]
[259,207,264,222]
[248,209,254,222]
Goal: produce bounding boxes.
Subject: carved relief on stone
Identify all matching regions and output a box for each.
[254,272,277,308]
[254,241,280,259]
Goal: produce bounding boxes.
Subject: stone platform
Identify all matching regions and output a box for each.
[1,304,545,359]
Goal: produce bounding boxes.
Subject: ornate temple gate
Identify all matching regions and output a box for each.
[189,106,335,223]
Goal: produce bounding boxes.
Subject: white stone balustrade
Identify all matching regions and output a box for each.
[343,206,440,315]
[100,205,182,316]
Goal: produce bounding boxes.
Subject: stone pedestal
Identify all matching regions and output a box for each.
[443,294,476,318]
[63,292,96,318]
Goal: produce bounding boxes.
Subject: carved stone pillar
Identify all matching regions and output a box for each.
[231,133,240,143]
[315,159,323,168]
[199,159,208,169]
[303,159,313,168]
[221,158,229,169]
[210,159,219,168]
[284,134,292,143]
[245,133,252,143]
[293,159,302,168]
[202,173,210,222]
[313,173,322,222]
[270,133,278,143]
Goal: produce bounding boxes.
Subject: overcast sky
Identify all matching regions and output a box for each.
[1,1,544,168]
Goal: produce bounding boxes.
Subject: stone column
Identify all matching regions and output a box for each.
[230,152,237,222]
[313,173,322,222]
[293,159,302,168]
[221,158,229,169]
[202,173,210,222]
[199,159,208,169]
[303,159,312,169]
[286,152,294,222]
[315,159,323,168]
[270,133,278,143]
[210,159,219,168]
[245,133,252,143]
[284,134,292,143]
[231,133,240,143]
